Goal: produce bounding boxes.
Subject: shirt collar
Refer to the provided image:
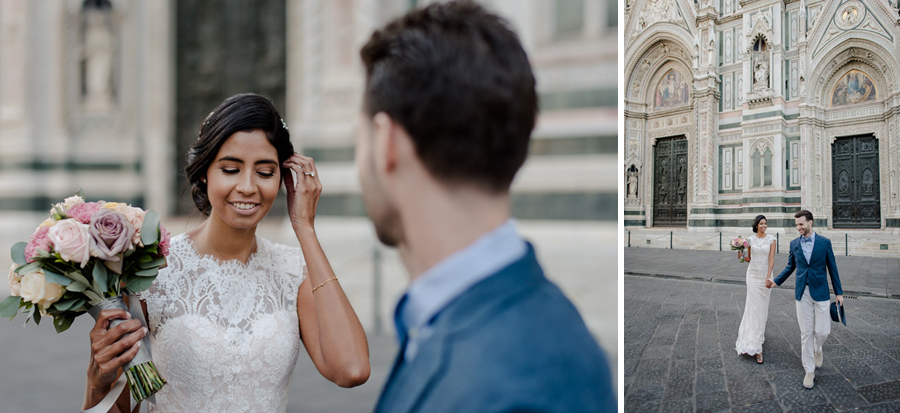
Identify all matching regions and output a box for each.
[397,220,527,340]
[802,231,816,242]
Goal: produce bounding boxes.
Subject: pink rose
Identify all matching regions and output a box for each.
[67,202,102,225]
[24,226,53,263]
[89,209,135,261]
[48,219,92,267]
[158,225,171,257]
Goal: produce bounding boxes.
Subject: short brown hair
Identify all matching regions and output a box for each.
[794,210,813,222]
[359,0,537,192]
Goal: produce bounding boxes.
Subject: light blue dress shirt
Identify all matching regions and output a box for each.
[800,231,816,263]
[394,220,527,361]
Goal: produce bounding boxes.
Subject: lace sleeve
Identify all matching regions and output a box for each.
[270,242,308,290]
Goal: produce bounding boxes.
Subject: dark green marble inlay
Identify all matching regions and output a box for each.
[0,161,141,172]
[689,218,796,228]
[539,88,616,110]
[624,220,646,226]
[624,210,643,215]
[0,196,145,212]
[887,219,900,228]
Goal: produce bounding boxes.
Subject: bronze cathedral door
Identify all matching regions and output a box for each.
[653,136,688,226]
[832,135,881,228]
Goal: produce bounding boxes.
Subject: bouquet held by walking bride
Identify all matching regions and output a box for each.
[1,192,170,403]
[730,236,749,263]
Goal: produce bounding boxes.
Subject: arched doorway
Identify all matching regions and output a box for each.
[653,136,687,226]
[832,135,880,228]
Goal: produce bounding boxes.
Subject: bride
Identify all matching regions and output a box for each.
[83,94,370,412]
[735,215,777,363]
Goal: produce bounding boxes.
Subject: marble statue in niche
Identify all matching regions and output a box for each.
[82,0,116,112]
[627,165,640,198]
[751,37,769,89]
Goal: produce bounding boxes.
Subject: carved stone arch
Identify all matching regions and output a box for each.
[625,0,696,43]
[809,39,899,108]
[625,37,693,103]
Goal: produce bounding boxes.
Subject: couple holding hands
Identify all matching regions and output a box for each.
[735,210,844,389]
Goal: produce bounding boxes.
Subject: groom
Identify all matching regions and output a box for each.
[766,210,843,389]
[354,1,615,412]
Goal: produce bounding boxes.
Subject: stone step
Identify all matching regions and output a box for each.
[624,229,898,258]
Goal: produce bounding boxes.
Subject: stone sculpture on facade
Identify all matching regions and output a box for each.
[82,7,116,112]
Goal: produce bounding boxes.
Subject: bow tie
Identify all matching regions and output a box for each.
[801,236,812,243]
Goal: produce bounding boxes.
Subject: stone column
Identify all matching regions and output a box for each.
[137,0,173,216]
[694,15,719,212]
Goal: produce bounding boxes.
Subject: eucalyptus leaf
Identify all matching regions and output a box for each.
[15,262,41,275]
[53,316,74,333]
[66,271,92,286]
[92,263,109,295]
[141,210,160,245]
[52,297,83,312]
[43,269,73,286]
[124,248,135,258]
[75,189,86,199]
[139,257,166,269]
[0,296,21,318]
[83,290,102,304]
[137,254,153,263]
[11,242,27,265]
[33,310,41,325]
[66,282,88,292]
[135,268,158,277]
[126,276,154,293]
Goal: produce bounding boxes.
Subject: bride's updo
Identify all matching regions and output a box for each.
[185,93,294,216]
[752,215,767,233]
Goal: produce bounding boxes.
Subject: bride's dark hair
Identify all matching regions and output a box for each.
[185,93,294,216]
[752,215,767,233]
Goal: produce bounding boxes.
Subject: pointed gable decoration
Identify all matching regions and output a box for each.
[630,0,692,40]
[813,0,893,58]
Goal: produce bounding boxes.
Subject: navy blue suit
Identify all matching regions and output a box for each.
[773,234,843,301]
[373,244,616,413]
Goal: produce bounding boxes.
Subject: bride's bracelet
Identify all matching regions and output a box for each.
[312,276,338,293]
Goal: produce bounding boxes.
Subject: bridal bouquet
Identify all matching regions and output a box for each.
[0,192,169,403]
[730,236,749,263]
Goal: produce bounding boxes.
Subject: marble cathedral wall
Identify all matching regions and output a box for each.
[624,0,900,233]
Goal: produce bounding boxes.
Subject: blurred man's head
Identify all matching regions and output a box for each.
[355,0,537,246]
[795,210,813,236]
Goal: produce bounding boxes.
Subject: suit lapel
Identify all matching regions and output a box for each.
[376,243,545,413]
[796,237,809,266]
[380,333,448,413]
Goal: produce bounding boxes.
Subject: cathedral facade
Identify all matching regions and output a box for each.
[624,0,900,233]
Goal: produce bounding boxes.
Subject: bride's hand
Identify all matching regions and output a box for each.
[87,309,146,392]
[283,153,322,231]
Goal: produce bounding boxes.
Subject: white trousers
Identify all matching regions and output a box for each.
[796,285,831,373]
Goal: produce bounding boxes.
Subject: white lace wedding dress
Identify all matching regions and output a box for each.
[140,234,307,412]
[735,233,775,356]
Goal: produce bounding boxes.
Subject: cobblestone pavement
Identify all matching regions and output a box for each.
[625,275,900,412]
[625,247,900,298]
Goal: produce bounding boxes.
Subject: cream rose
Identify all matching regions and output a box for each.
[48,218,92,267]
[114,204,145,245]
[37,218,57,230]
[63,195,84,210]
[18,269,64,309]
[8,263,21,297]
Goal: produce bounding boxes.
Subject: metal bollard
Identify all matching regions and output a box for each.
[845,233,848,256]
[719,232,722,251]
[776,233,779,254]
[373,244,383,335]
[628,231,631,248]
[670,231,673,249]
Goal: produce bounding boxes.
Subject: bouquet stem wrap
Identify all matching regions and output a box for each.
[88,295,165,407]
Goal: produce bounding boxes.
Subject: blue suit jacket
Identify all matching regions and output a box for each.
[773,234,843,302]
[374,244,615,413]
